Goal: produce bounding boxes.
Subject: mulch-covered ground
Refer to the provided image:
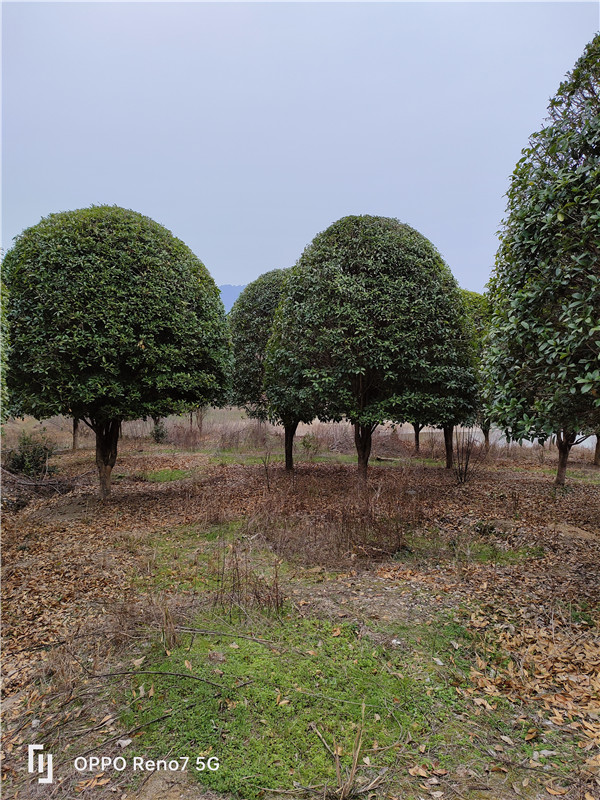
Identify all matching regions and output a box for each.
[2,442,600,796]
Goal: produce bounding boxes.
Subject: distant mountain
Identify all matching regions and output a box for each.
[218,284,246,313]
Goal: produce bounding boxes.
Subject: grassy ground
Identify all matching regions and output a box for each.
[2,413,599,800]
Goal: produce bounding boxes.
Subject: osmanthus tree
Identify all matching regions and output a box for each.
[265,215,477,480]
[461,289,492,451]
[229,268,307,470]
[404,335,477,471]
[0,279,8,423]
[484,34,600,486]
[4,206,231,498]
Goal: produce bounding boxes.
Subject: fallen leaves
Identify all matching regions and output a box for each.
[545,784,568,796]
[2,448,599,797]
[378,505,600,749]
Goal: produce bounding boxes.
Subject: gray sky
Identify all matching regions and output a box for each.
[2,2,599,292]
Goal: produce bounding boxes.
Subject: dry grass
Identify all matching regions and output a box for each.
[209,536,285,617]
[242,469,426,566]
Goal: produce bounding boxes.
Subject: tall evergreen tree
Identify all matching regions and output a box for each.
[485,35,600,485]
[4,206,231,497]
[266,215,476,480]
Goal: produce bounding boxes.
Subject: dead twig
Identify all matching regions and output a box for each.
[309,721,336,758]
[354,768,388,794]
[339,701,365,800]
[89,669,226,691]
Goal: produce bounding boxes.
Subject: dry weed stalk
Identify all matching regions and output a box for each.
[453,427,487,484]
[210,536,284,618]
[244,471,425,566]
[308,703,387,799]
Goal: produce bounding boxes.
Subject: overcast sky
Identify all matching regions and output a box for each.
[2,2,598,292]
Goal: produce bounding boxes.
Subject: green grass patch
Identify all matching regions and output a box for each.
[393,528,545,567]
[309,453,357,464]
[145,468,190,482]
[134,521,243,592]
[208,452,277,466]
[117,614,463,798]
[467,541,545,564]
[411,456,444,468]
[112,605,584,798]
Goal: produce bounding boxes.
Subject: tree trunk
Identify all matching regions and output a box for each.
[482,422,490,454]
[555,430,576,487]
[594,433,600,467]
[354,423,374,483]
[443,424,454,469]
[94,419,121,499]
[412,423,423,453]
[284,421,298,471]
[194,407,206,437]
[72,418,79,451]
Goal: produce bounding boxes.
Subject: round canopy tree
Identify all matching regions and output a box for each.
[229,268,307,469]
[265,215,476,480]
[4,205,231,497]
[485,34,600,486]
[229,268,288,422]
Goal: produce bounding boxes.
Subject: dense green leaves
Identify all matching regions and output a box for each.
[461,290,491,362]
[229,269,289,422]
[0,279,8,422]
[461,289,492,435]
[485,35,600,451]
[3,206,231,424]
[265,216,477,472]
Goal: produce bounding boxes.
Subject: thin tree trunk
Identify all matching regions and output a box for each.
[555,430,576,487]
[354,423,374,483]
[284,421,298,471]
[72,418,79,451]
[94,419,121,499]
[443,424,454,469]
[194,407,205,437]
[482,422,490,454]
[594,433,600,467]
[412,423,423,453]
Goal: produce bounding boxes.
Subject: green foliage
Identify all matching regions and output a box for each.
[0,279,8,422]
[144,468,189,482]
[461,289,492,430]
[3,431,55,478]
[3,206,231,425]
[266,216,477,431]
[461,290,491,362]
[118,614,442,799]
[229,268,289,421]
[150,419,168,443]
[485,35,600,443]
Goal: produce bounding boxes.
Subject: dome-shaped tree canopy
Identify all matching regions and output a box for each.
[4,205,231,495]
[265,215,476,477]
[229,266,317,470]
[229,268,289,421]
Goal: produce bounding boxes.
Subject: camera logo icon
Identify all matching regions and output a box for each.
[28,744,53,784]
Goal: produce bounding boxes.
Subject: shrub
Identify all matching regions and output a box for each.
[151,419,168,443]
[4,432,55,478]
